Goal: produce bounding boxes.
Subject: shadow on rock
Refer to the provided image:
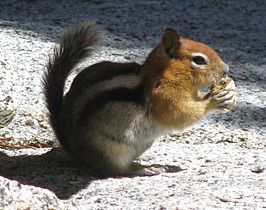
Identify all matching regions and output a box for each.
[0,147,98,199]
[218,104,266,130]
[0,0,265,63]
[0,146,185,199]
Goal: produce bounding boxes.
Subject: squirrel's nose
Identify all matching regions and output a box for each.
[224,63,229,73]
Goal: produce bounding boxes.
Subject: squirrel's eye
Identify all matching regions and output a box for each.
[192,56,207,65]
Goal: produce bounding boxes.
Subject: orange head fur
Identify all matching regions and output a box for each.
[142,28,229,128]
[143,28,229,92]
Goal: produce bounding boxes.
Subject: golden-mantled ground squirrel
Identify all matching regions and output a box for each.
[43,22,236,176]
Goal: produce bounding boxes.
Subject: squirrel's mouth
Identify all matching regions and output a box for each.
[213,71,228,84]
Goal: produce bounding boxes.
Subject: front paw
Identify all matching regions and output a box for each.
[210,80,236,113]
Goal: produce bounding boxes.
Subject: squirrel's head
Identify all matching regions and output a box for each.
[144,28,229,90]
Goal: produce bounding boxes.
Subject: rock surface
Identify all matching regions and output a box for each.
[0,0,265,209]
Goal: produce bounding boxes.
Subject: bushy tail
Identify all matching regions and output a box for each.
[43,22,102,147]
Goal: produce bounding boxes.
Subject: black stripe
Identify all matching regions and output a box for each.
[77,84,145,125]
[67,61,141,99]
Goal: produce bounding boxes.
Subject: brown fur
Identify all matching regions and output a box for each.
[142,29,228,128]
[43,23,232,176]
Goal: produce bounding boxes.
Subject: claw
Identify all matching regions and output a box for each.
[213,90,229,99]
[224,80,236,91]
[222,97,236,105]
[221,108,230,113]
[216,95,236,111]
[216,90,235,102]
[210,78,236,112]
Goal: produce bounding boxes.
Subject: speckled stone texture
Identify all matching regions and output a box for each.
[0,0,265,209]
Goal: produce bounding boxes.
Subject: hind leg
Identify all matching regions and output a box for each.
[125,161,184,176]
[70,134,182,176]
[94,140,183,176]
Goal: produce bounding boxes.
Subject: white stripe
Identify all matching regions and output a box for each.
[94,73,141,93]
[74,73,141,110]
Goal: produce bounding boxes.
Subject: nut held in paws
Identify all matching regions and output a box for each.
[210,77,233,96]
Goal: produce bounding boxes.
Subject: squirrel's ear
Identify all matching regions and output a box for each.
[162,28,181,58]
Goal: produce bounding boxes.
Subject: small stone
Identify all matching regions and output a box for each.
[124,56,131,60]
[251,165,265,174]
[25,119,34,126]
[95,198,102,203]
[0,110,15,128]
